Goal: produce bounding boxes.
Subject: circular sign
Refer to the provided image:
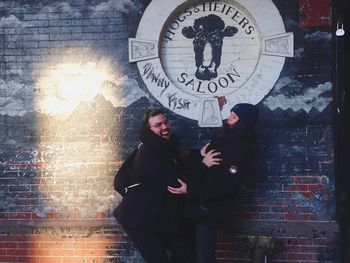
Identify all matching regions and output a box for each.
[130,0,293,126]
[160,1,260,98]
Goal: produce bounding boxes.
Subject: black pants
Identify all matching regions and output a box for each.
[123,227,170,263]
[123,226,195,263]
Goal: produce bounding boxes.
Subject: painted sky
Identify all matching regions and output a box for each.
[0,0,147,116]
[0,0,332,116]
[263,29,332,113]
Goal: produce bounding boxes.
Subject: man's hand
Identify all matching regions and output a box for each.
[168,179,187,194]
[202,149,222,168]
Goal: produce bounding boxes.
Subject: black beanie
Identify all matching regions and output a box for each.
[230,103,259,129]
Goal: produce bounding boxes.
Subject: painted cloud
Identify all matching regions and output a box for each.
[263,77,332,113]
[92,0,141,15]
[263,29,332,113]
[101,75,149,108]
[0,80,35,116]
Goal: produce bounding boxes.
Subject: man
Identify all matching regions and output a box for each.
[114,108,221,263]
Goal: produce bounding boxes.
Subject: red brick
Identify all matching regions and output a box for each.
[216,243,234,251]
[296,238,313,246]
[0,242,17,248]
[284,184,309,192]
[283,244,301,253]
[62,257,108,263]
[96,212,107,219]
[17,241,37,249]
[61,242,84,250]
[74,248,107,257]
[31,212,58,220]
[0,212,9,219]
[235,212,260,220]
[284,213,312,221]
[272,251,288,260]
[36,236,68,243]
[260,212,285,220]
[39,241,63,250]
[313,238,332,246]
[39,257,62,263]
[300,191,315,199]
[6,248,31,256]
[18,256,40,263]
[51,249,75,257]
[216,250,234,259]
[288,252,318,261]
[8,212,31,220]
[0,256,18,262]
[6,235,28,242]
[62,258,87,263]
[308,184,325,193]
[300,245,321,253]
[31,249,52,256]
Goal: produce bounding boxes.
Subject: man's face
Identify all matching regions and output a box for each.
[227,111,239,127]
[148,114,172,140]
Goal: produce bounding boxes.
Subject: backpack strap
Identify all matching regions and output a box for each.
[124,183,141,193]
[123,143,143,193]
[114,143,143,196]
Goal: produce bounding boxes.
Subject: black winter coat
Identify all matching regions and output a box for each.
[114,129,206,233]
[185,123,255,228]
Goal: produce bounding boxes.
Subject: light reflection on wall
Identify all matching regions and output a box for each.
[37,62,112,116]
[35,62,120,221]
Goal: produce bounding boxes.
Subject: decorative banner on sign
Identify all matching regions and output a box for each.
[129,38,158,62]
[262,33,294,57]
[198,98,223,127]
[129,0,294,127]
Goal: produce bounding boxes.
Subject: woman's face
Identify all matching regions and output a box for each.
[227,111,239,127]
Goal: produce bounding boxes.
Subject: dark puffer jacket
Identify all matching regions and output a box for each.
[114,129,206,233]
[185,122,255,228]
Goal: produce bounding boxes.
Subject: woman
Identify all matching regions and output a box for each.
[114,109,221,263]
[168,103,259,263]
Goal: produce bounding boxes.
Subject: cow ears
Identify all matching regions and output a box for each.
[182,26,196,39]
[223,26,238,37]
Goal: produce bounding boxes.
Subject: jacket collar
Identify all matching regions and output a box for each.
[141,128,181,158]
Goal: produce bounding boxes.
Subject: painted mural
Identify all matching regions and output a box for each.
[0,0,338,262]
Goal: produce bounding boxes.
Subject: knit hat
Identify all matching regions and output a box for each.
[230,103,259,129]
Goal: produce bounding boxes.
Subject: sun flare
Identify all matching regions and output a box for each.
[36,62,113,115]
[35,61,120,221]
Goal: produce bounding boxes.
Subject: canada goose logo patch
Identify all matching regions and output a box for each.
[228,165,238,175]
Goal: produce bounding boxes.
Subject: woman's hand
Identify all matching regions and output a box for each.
[202,149,222,168]
[168,179,187,194]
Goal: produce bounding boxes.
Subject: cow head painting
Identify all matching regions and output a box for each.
[182,14,238,81]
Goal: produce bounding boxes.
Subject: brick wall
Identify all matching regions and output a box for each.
[0,0,339,262]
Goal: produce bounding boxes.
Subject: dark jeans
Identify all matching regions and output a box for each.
[123,226,195,263]
[195,224,218,263]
